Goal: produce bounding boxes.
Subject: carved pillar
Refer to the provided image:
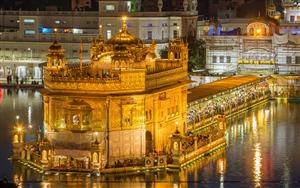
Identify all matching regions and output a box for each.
[194,136,198,151]
[153,99,159,151]
[105,96,111,166]
[26,147,31,161]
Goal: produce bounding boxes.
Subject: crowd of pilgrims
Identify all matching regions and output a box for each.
[187,82,270,126]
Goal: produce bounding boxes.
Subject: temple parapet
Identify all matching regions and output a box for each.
[44,68,146,93]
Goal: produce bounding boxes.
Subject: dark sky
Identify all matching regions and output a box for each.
[0,0,71,10]
[0,0,279,17]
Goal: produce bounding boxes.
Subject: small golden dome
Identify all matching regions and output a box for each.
[107,31,143,45]
[49,41,63,51]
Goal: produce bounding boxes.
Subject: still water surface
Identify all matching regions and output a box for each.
[1,88,300,187]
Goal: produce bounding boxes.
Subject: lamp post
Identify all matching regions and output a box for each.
[176,26,180,38]
[16,115,20,125]
[27,48,32,61]
[27,48,33,81]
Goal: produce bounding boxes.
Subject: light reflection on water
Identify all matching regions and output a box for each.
[253,143,262,188]
[1,89,300,187]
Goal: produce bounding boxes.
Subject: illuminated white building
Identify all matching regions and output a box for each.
[197,1,300,74]
[98,0,198,52]
[0,10,99,80]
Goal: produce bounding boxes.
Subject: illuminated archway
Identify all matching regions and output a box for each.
[247,22,270,36]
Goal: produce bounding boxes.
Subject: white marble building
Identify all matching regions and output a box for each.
[0,10,99,80]
[98,0,198,52]
[197,1,300,74]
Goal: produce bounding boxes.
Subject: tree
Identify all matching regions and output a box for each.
[187,35,206,72]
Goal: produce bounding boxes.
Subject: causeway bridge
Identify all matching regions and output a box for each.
[187,75,271,133]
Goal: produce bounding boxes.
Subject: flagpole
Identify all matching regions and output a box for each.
[80,40,83,74]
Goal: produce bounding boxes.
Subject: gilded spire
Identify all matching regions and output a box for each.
[121,16,127,32]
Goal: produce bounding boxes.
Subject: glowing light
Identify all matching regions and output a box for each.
[122,16,127,22]
[274,15,280,20]
[17,127,22,132]
[253,143,262,187]
[256,28,261,34]
[41,182,50,188]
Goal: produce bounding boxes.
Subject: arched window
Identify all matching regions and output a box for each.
[93,152,98,163]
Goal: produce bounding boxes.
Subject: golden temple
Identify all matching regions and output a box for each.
[41,17,189,169]
[12,17,231,173]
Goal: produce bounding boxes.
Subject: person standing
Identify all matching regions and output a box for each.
[15,75,19,85]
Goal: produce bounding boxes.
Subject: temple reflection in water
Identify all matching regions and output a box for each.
[6,87,300,187]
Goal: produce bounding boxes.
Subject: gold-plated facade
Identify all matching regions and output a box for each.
[43,17,189,167]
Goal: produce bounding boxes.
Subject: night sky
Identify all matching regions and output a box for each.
[0,0,277,17]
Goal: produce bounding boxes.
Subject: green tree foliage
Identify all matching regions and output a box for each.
[187,36,206,72]
[159,36,206,72]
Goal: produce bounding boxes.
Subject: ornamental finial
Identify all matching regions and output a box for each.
[121,16,127,32]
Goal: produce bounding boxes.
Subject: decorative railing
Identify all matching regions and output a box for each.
[45,71,121,83]
[146,60,183,74]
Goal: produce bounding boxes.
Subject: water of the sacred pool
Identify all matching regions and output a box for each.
[1,88,300,188]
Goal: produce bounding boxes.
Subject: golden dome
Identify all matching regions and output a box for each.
[107,17,143,46]
[107,31,143,45]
